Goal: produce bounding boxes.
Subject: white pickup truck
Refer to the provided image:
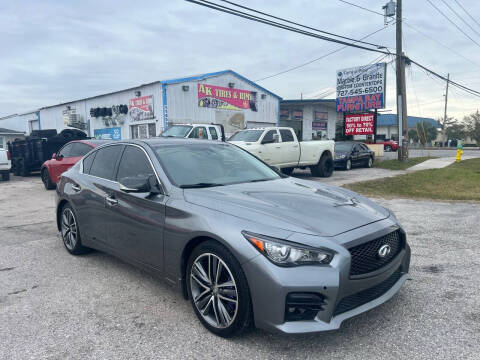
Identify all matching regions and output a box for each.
[229,127,335,177]
[0,148,11,181]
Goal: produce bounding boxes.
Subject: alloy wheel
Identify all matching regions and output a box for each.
[190,253,238,329]
[346,159,352,170]
[368,158,373,167]
[61,208,78,250]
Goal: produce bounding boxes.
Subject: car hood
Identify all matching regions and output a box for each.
[183,178,389,237]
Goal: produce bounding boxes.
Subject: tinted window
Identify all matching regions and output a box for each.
[335,143,353,152]
[58,143,74,157]
[70,142,93,157]
[280,129,294,142]
[189,127,208,139]
[89,145,122,180]
[82,152,96,174]
[228,130,263,142]
[209,127,218,140]
[360,144,370,151]
[116,146,155,183]
[262,130,277,143]
[161,125,192,138]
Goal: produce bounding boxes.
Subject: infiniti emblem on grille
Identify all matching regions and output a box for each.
[378,244,392,258]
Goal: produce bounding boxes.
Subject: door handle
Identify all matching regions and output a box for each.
[71,184,81,192]
[275,146,281,149]
[105,195,118,206]
[293,145,298,148]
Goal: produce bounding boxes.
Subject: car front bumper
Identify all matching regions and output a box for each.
[241,219,411,334]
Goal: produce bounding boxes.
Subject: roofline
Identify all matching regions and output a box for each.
[281,99,336,104]
[161,69,282,100]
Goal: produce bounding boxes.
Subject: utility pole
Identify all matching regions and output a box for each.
[396,0,408,161]
[443,73,450,124]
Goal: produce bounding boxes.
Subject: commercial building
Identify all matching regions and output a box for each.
[0,70,281,140]
[279,99,342,141]
[376,114,441,140]
[0,127,25,149]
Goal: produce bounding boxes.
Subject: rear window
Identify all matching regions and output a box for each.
[70,142,93,157]
[89,145,122,180]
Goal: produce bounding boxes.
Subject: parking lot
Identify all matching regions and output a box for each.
[1,174,479,359]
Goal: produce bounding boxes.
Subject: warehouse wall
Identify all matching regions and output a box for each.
[165,72,279,137]
[0,111,38,134]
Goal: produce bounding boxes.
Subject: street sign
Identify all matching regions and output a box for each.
[336,63,386,112]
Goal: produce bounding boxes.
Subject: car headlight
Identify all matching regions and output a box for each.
[335,154,346,159]
[242,231,333,266]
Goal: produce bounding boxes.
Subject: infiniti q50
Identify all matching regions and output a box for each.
[56,138,410,337]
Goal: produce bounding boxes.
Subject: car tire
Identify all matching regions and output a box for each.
[186,240,253,338]
[366,157,373,168]
[281,167,294,176]
[345,159,352,171]
[19,160,29,177]
[311,153,334,177]
[42,168,55,190]
[385,145,392,152]
[60,203,91,255]
[1,171,9,181]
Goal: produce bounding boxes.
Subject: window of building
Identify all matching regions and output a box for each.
[116,146,155,183]
[280,109,289,118]
[293,110,303,119]
[131,123,156,139]
[0,136,4,149]
[279,129,294,142]
[89,145,122,180]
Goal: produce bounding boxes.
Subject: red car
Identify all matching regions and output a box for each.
[41,140,111,190]
[376,139,398,152]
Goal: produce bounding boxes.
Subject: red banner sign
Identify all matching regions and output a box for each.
[198,83,257,111]
[345,113,374,135]
[129,95,154,122]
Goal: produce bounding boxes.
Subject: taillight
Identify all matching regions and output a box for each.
[7,150,11,160]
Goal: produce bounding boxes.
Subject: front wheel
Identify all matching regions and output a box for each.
[345,159,352,171]
[1,171,9,181]
[60,204,90,255]
[42,168,55,190]
[366,157,373,168]
[187,241,252,337]
[281,167,294,176]
[385,145,392,152]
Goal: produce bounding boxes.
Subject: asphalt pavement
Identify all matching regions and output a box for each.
[1,176,479,359]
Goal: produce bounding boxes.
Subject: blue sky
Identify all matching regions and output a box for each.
[1,0,479,120]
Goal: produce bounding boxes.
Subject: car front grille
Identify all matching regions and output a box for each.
[333,268,403,316]
[349,230,403,276]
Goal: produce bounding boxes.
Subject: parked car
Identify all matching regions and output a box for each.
[376,139,398,152]
[161,123,225,141]
[56,138,410,337]
[229,127,335,177]
[334,142,375,170]
[41,139,111,190]
[0,148,11,181]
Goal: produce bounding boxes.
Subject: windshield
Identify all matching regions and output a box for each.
[335,143,354,152]
[153,143,280,187]
[228,130,263,142]
[161,125,193,138]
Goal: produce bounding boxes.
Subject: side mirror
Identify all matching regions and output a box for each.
[270,165,280,173]
[56,153,64,160]
[52,153,57,159]
[119,175,161,194]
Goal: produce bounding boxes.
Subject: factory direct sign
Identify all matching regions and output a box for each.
[345,113,374,135]
[198,84,257,111]
[336,63,386,112]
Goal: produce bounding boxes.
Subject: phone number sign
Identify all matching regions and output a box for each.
[336,63,386,112]
[345,113,374,135]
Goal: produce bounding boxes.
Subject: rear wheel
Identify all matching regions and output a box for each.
[42,168,55,190]
[60,204,90,255]
[311,153,334,177]
[186,241,252,338]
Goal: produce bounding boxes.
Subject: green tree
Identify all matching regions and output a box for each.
[445,120,467,140]
[408,128,419,143]
[464,111,480,145]
[416,121,438,145]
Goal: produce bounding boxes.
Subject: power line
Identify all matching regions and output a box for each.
[218,0,385,48]
[439,0,480,37]
[453,0,480,30]
[425,0,480,49]
[336,0,384,17]
[185,0,392,54]
[255,24,395,82]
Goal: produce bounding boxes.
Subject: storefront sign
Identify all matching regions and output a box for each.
[129,95,154,122]
[198,84,258,111]
[94,127,121,140]
[312,121,327,131]
[280,109,289,118]
[345,113,374,135]
[293,110,303,119]
[336,63,386,112]
[314,111,328,121]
